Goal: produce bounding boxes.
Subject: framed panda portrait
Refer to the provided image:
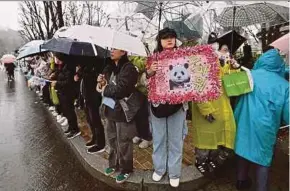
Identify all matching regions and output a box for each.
[147,45,222,104]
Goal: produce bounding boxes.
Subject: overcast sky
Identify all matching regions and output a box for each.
[0,1,288,31]
[0,1,19,30]
[0,1,120,30]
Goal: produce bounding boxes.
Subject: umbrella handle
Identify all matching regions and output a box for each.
[91,42,97,56]
[231,6,237,54]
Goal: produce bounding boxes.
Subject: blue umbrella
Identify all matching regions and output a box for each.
[41,37,109,58]
[17,40,47,60]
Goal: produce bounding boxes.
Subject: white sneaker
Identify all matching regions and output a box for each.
[139,140,152,149]
[152,172,163,182]
[61,119,68,127]
[169,178,180,188]
[132,136,141,144]
[57,117,66,124]
[56,115,62,121]
[52,111,58,117]
[49,106,55,111]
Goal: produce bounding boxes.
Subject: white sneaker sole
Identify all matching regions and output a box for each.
[67,132,81,140]
[87,148,105,154]
[85,144,97,148]
[116,174,130,184]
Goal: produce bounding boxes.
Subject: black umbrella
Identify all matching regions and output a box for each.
[41,37,109,58]
[216,30,246,54]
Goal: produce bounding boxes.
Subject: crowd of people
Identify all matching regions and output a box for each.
[14,28,288,190]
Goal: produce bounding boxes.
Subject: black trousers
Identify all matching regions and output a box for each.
[107,119,136,174]
[42,83,53,106]
[59,94,79,132]
[84,102,105,148]
[134,99,152,141]
[56,104,62,115]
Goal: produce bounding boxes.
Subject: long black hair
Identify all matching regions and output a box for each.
[154,27,177,53]
[53,52,76,71]
[53,52,68,63]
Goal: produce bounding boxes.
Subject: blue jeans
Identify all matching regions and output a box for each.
[150,108,187,179]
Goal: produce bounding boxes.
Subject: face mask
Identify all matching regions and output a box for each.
[212,43,219,51]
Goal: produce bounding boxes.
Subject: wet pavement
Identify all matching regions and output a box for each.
[0,71,118,191]
[0,70,288,191]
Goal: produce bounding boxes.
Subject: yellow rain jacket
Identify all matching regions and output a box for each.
[192,62,237,150]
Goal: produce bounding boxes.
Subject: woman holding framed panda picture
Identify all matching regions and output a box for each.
[146,28,188,188]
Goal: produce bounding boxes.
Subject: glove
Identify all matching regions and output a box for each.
[205,114,215,123]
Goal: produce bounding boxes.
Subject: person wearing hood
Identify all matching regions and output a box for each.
[191,40,239,175]
[234,48,289,191]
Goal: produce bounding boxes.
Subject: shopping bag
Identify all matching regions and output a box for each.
[222,66,254,97]
[50,86,59,105]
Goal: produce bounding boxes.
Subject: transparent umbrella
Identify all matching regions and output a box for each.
[17,40,47,60]
[215,2,289,53]
[215,2,289,28]
[112,2,206,44]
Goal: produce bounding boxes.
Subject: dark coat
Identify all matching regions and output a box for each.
[54,64,76,98]
[102,59,143,122]
[76,59,105,106]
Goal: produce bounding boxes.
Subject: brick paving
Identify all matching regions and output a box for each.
[76,109,289,191]
[76,109,195,170]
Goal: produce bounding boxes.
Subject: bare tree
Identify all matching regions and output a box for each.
[84,1,110,27]
[18,1,64,40]
[63,1,86,26]
[19,1,111,41]
[56,1,64,28]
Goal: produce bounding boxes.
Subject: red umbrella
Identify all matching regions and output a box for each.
[1,54,16,64]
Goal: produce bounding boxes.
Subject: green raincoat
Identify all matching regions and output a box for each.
[192,62,237,149]
[129,56,148,95]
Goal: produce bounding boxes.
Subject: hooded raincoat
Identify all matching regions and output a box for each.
[234,49,289,167]
[192,61,237,150]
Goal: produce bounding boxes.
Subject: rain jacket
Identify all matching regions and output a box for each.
[130,56,148,95]
[191,61,237,150]
[234,49,289,167]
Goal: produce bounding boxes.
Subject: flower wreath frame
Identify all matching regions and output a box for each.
[146,45,222,104]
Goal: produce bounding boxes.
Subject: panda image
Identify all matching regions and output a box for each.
[169,63,191,90]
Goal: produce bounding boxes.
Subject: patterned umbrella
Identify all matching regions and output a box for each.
[216,2,289,28]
